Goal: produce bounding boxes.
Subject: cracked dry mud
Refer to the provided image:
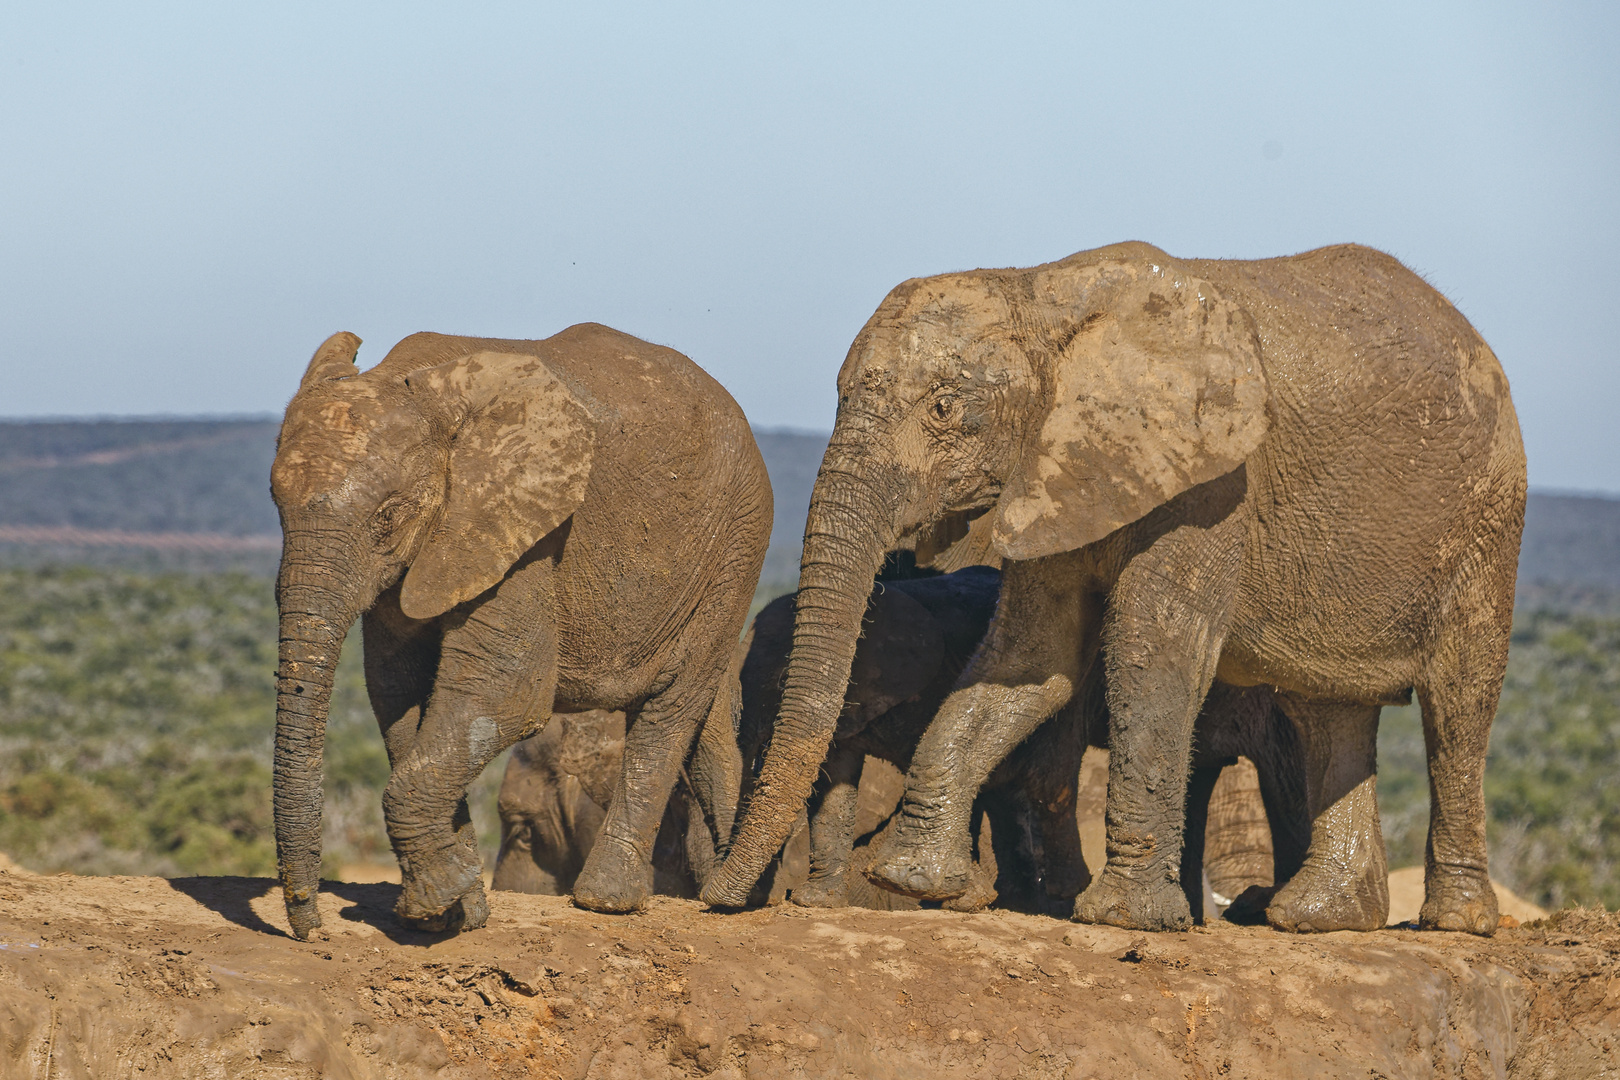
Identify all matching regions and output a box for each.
[0,868,1616,1079]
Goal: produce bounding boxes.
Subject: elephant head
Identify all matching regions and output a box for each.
[270,332,594,937]
[702,241,1270,907]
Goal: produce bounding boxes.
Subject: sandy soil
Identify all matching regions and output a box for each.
[1,866,1615,1080]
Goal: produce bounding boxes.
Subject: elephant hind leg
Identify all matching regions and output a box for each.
[1415,576,1512,935]
[1265,697,1388,933]
[572,665,726,914]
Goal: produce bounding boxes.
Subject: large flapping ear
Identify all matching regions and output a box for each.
[843,587,944,728]
[298,332,362,392]
[991,262,1269,560]
[399,351,596,620]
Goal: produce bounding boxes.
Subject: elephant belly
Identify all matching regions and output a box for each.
[1216,573,1423,707]
[548,553,731,713]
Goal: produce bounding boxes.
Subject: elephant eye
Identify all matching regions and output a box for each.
[930,394,958,422]
[369,497,416,542]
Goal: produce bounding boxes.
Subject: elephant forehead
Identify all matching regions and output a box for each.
[1029,259,1140,306]
[901,273,1015,339]
[842,279,1022,396]
[272,389,388,501]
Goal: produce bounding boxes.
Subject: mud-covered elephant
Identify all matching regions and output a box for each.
[703,242,1525,936]
[743,564,1310,917]
[489,709,729,898]
[270,324,769,938]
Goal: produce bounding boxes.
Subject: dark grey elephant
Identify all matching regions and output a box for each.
[742,564,1311,918]
[270,324,769,938]
[703,243,1525,936]
[739,564,1013,911]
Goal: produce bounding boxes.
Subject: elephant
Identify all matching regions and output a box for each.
[270,323,770,939]
[488,709,725,898]
[702,242,1525,937]
[739,563,1016,911]
[741,563,1312,918]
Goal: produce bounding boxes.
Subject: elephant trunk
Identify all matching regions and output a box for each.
[701,427,900,906]
[273,545,367,939]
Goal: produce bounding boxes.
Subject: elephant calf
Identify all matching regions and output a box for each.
[489,709,721,898]
[270,324,769,938]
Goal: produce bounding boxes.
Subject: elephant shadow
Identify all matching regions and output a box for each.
[166,876,295,939]
[165,875,469,946]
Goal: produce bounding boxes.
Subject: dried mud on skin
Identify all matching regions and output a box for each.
[0,870,1616,1079]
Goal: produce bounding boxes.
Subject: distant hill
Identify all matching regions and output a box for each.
[0,419,830,581]
[0,419,1612,602]
[0,419,281,536]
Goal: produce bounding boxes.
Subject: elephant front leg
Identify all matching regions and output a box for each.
[791,743,864,908]
[1264,697,1388,932]
[384,567,558,932]
[867,556,1088,901]
[1073,519,1242,933]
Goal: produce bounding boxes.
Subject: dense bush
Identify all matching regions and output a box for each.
[0,566,478,878]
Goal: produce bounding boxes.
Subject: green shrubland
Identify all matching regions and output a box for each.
[0,566,480,879]
[2,565,1617,911]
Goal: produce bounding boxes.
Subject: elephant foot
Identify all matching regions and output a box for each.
[789,872,850,909]
[395,851,487,933]
[1220,885,1277,925]
[1418,865,1499,936]
[572,835,653,914]
[1266,857,1388,933]
[1072,867,1192,932]
[864,831,974,901]
[398,881,489,934]
[941,864,998,913]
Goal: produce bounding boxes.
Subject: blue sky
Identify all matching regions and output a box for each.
[2,2,1616,490]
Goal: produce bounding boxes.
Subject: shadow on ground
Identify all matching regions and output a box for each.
[165,875,475,946]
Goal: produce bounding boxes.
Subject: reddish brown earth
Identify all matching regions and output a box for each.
[1,867,1616,1079]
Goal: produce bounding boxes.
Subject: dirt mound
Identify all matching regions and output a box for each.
[1,868,1616,1079]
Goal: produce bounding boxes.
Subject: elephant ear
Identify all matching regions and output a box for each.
[298,331,361,390]
[915,509,1003,572]
[842,587,944,728]
[991,265,1269,560]
[399,351,596,620]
